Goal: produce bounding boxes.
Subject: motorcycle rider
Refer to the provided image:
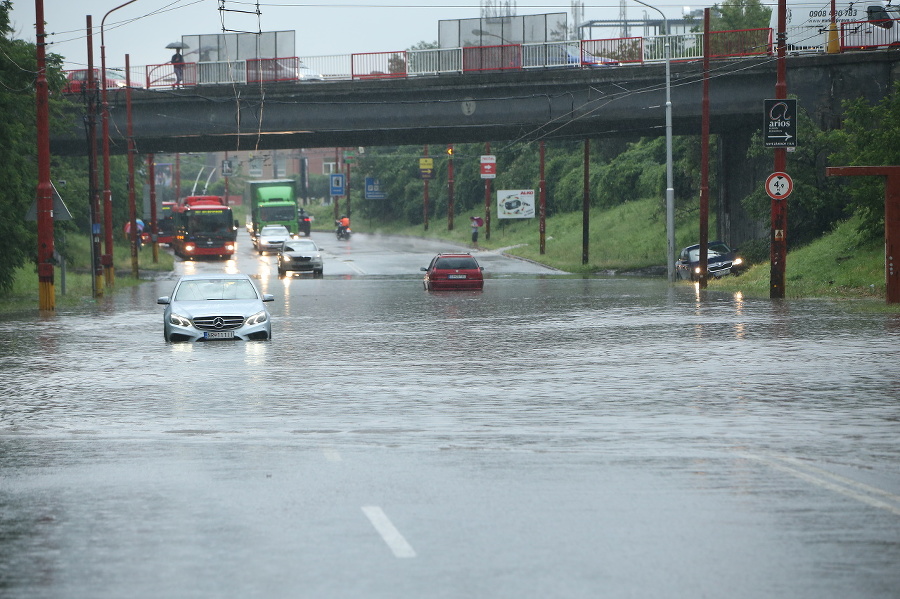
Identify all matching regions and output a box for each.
[336,214,350,238]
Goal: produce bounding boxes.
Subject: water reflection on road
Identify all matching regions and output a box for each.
[1,237,899,598]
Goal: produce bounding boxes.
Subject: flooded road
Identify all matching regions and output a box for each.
[2,231,899,598]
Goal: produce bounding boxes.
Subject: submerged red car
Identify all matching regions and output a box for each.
[421,253,484,291]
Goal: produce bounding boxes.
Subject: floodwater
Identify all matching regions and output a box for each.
[1,234,899,598]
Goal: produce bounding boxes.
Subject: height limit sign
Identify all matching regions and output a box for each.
[764,99,797,148]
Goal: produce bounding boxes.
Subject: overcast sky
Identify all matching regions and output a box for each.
[9,0,694,70]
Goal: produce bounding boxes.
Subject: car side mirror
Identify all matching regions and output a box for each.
[157,296,170,305]
[262,293,275,302]
[420,267,428,272]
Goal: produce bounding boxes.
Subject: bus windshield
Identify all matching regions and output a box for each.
[186,209,233,234]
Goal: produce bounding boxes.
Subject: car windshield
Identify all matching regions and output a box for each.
[261,226,289,236]
[174,278,259,301]
[434,257,478,270]
[283,242,317,252]
[687,243,731,261]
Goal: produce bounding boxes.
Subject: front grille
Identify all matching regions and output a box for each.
[709,262,732,273]
[291,256,312,262]
[193,315,245,331]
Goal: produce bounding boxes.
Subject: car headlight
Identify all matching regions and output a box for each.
[184,243,195,252]
[733,257,743,266]
[225,243,235,251]
[169,313,192,327]
[694,266,701,274]
[246,310,268,326]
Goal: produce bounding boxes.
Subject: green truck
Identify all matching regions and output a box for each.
[245,179,299,239]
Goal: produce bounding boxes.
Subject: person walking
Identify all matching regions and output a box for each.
[171,50,185,87]
[470,216,481,245]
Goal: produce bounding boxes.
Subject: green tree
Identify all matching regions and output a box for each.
[708,0,772,30]
[828,81,900,239]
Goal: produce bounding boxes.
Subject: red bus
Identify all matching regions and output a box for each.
[149,201,178,245]
[171,196,238,259]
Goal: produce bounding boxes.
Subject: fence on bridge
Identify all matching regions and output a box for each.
[64,21,899,93]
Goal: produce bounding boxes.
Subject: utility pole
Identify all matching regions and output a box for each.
[148,155,158,263]
[771,0,788,298]
[125,54,139,279]
[582,138,590,265]
[698,8,711,289]
[423,145,430,231]
[447,144,455,231]
[540,141,547,254]
[484,141,492,241]
[85,15,103,297]
[35,0,55,311]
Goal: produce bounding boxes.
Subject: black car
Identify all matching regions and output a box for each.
[675,241,745,281]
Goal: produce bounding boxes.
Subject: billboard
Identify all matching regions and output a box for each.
[497,189,535,219]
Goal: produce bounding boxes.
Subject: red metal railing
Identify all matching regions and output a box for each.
[352,51,408,80]
[840,18,900,50]
[462,44,522,73]
[145,62,197,89]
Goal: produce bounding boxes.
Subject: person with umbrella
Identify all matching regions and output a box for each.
[470,216,483,245]
[167,42,187,87]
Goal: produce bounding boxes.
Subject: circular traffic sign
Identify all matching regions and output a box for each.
[765,172,793,199]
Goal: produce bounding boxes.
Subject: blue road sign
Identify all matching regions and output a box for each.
[330,173,346,196]
[365,177,387,200]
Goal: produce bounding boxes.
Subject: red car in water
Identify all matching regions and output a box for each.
[421,253,484,291]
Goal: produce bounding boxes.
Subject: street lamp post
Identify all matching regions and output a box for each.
[100,0,140,286]
[632,0,675,282]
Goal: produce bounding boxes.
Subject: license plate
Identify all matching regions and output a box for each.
[448,274,466,279]
[204,331,235,340]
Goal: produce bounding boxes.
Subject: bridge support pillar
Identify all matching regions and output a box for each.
[717,129,767,247]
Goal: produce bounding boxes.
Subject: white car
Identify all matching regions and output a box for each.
[277,239,324,277]
[158,274,274,342]
[255,224,292,254]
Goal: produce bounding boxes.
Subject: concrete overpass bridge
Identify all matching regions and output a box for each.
[52,50,900,243]
[52,51,899,155]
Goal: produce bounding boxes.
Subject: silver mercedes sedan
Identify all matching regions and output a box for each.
[157,274,274,342]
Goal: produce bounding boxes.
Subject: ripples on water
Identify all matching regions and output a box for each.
[1,277,897,460]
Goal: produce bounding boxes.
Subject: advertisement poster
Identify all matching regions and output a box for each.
[497,189,535,219]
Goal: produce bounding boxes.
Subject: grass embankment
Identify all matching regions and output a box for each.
[0,234,174,314]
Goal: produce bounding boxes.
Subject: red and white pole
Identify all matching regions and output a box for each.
[35,0,55,311]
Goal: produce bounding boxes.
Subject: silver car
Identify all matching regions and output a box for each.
[255,225,292,254]
[277,239,324,277]
[158,274,274,342]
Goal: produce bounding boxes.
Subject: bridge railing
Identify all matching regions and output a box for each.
[352,51,408,80]
[247,57,300,83]
[67,24,897,93]
[582,37,644,65]
[840,18,900,50]
[297,54,352,80]
[197,60,247,85]
[407,47,462,76]
[462,44,523,72]
[145,62,197,89]
[707,27,773,57]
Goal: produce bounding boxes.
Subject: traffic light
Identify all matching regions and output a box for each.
[446,145,454,156]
